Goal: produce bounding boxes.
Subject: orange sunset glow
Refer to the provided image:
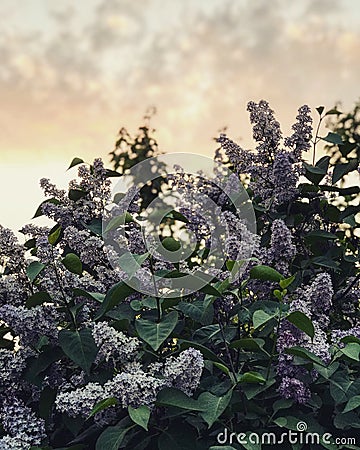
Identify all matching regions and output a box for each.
[1,0,360,232]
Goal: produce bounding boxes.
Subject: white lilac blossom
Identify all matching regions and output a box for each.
[331,326,360,347]
[103,369,168,409]
[0,396,46,447]
[0,304,59,346]
[247,100,282,159]
[0,348,27,391]
[55,348,204,419]
[55,382,105,418]
[0,225,26,273]
[305,273,333,328]
[92,322,140,365]
[40,158,112,227]
[276,275,334,402]
[221,211,260,262]
[0,275,29,307]
[266,219,296,276]
[163,348,204,397]
[64,226,104,266]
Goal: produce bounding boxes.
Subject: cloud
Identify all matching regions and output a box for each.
[0,0,360,161]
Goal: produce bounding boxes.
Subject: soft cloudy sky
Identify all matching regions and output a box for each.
[1,0,360,231]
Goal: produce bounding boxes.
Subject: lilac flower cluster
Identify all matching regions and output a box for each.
[0,396,46,448]
[0,304,59,347]
[40,158,111,227]
[92,321,140,366]
[217,101,313,208]
[266,219,296,276]
[331,326,360,347]
[277,273,334,403]
[55,348,204,420]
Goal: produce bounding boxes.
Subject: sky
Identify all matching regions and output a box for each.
[1,0,360,232]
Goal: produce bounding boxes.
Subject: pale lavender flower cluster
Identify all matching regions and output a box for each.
[266,219,296,276]
[55,348,204,420]
[217,101,313,208]
[0,348,27,391]
[0,304,59,347]
[278,377,311,404]
[0,225,26,273]
[277,274,334,403]
[64,226,105,266]
[331,326,360,347]
[285,105,313,160]
[0,396,46,448]
[221,211,260,262]
[92,321,140,366]
[40,158,111,227]
[55,382,105,418]
[163,347,205,396]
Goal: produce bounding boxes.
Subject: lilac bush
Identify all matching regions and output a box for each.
[0,102,359,449]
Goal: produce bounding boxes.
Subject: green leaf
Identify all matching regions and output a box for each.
[96,426,133,450]
[340,342,360,361]
[322,132,343,145]
[332,158,359,184]
[311,255,339,270]
[26,261,46,283]
[325,108,342,116]
[178,300,213,325]
[156,387,205,411]
[286,311,315,339]
[118,252,149,277]
[135,311,178,351]
[95,282,135,319]
[128,405,150,431]
[39,386,57,420]
[250,265,284,282]
[48,225,62,246]
[26,291,52,308]
[104,212,134,233]
[165,210,189,223]
[198,389,233,427]
[279,275,295,290]
[59,329,98,375]
[88,398,118,419]
[343,395,360,413]
[84,218,103,236]
[238,372,266,384]
[161,237,181,252]
[316,106,325,115]
[209,447,237,450]
[252,310,275,329]
[158,423,198,450]
[230,338,269,356]
[285,346,325,366]
[73,288,105,303]
[69,189,88,201]
[305,230,338,242]
[62,253,83,275]
[303,162,328,184]
[330,372,358,403]
[68,157,84,170]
